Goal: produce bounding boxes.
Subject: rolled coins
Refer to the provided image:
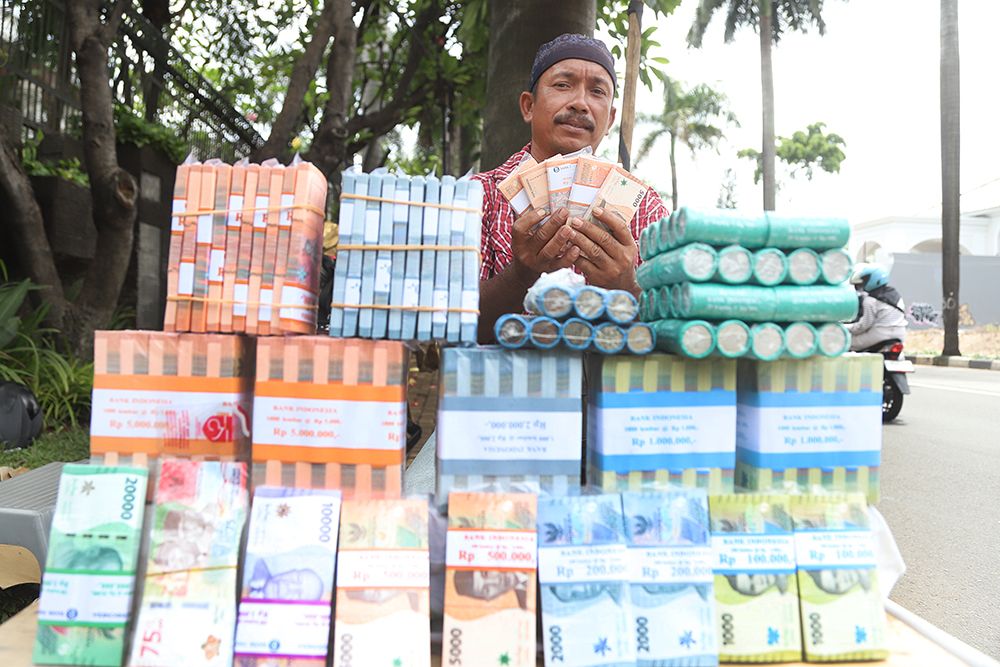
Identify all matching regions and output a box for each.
[715,320,751,358]
[636,243,718,290]
[529,316,561,349]
[659,211,676,252]
[496,313,529,348]
[747,323,785,361]
[783,322,819,359]
[816,322,852,357]
[679,283,778,322]
[820,248,853,284]
[674,207,768,249]
[530,284,575,319]
[658,286,674,319]
[772,285,858,322]
[764,213,850,251]
[784,247,821,285]
[573,286,608,320]
[748,248,788,286]
[638,225,656,261]
[606,290,639,324]
[714,245,753,284]
[625,322,656,355]
[561,318,595,350]
[591,322,627,354]
[651,319,716,359]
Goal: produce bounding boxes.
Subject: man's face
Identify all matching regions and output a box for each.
[818,569,860,595]
[470,570,520,600]
[733,573,777,595]
[521,58,617,161]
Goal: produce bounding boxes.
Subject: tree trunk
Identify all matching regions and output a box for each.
[940,0,960,356]
[67,0,139,360]
[669,131,678,211]
[480,0,596,171]
[252,0,338,163]
[759,0,776,211]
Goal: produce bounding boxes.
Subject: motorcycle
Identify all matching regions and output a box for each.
[862,339,914,422]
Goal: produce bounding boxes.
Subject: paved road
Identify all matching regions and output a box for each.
[878,364,1000,659]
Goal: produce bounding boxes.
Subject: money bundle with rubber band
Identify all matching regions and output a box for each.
[443,493,538,667]
[251,336,407,499]
[587,353,737,495]
[33,465,148,667]
[332,498,430,667]
[734,355,883,503]
[163,157,327,335]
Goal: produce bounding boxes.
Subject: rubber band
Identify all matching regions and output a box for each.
[170,203,327,218]
[340,192,483,215]
[165,295,318,310]
[329,303,480,315]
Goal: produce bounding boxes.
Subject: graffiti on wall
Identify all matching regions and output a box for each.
[907,302,975,327]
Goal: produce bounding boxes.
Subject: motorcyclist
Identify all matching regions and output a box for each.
[846,263,908,351]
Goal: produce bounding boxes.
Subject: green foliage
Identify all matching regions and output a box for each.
[636,76,739,163]
[687,0,842,48]
[114,105,188,164]
[739,122,846,183]
[0,583,40,625]
[0,426,90,469]
[20,132,89,186]
[717,167,738,209]
[599,0,683,91]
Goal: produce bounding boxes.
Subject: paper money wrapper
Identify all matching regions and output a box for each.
[587,354,736,495]
[443,493,537,667]
[623,490,718,667]
[734,355,883,503]
[332,498,430,667]
[128,460,249,667]
[234,487,343,667]
[709,494,802,663]
[537,494,633,667]
[252,337,407,499]
[791,494,888,662]
[33,465,148,666]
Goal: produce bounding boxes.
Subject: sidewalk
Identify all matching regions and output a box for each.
[907,354,1000,371]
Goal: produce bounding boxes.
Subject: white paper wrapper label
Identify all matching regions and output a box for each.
[711,533,796,574]
[235,600,330,658]
[538,543,629,584]
[629,546,714,584]
[445,530,537,569]
[794,531,877,569]
[38,572,134,625]
[437,410,580,461]
[336,550,429,588]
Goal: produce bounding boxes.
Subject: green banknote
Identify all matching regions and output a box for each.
[791,493,888,661]
[709,494,801,663]
[128,460,249,667]
[33,464,148,666]
[537,494,634,667]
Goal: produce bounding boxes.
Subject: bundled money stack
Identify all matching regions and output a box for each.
[623,490,718,667]
[536,494,634,667]
[164,158,328,335]
[735,354,884,502]
[33,465,148,667]
[443,493,538,667]
[89,330,255,475]
[129,460,249,667]
[435,347,583,508]
[234,487,342,667]
[708,494,802,663]
[333,498,431,667]
[586,353,738,494]
[637,206,856,359]
[251,337,408,498]
[790,493,888,662]
[329,171,483,342]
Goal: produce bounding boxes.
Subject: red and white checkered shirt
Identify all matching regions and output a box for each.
[474,143,670,281]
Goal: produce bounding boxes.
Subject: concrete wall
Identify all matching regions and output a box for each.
[890,253,1000,328]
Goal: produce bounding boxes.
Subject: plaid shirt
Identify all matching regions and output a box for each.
[474,143,670,280]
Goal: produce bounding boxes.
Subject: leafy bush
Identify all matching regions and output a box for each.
[114,105,188,164]
[20,131,90,186]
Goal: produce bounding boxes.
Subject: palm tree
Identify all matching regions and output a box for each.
[687,0,842,211]
[634,76,739,211]
[940,0,960,356]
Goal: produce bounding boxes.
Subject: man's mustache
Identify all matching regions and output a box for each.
[554,113,595,132]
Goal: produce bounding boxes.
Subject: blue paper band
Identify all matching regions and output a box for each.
[591,451,735,473]
[594,390,735,409]
[440,396,582,412]
[737,391,881,409]
[735,448,881,469]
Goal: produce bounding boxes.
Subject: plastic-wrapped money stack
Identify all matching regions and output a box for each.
[636,207,856,360]
[790,493,888,661]
[622,490,718,667]
[443,493,538,667]
[436,347,583,509]
[234,487,342,667]
[734,354,883,503]
[89,331,255,478]
[251,337,407,498]
[329,170,483,342]
[33,465,148,667]
[537,494,634,667]
[708,494,801,663]
[164,157,328,335]
[587,353,737,494]
[129,460,249,667]
[332,498,430,667]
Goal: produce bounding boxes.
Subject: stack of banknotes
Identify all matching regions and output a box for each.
[164,158,328,335]
[33,465,149,667]
[329,171,483,343]
[129,460,249,667]
[636,206,856,360]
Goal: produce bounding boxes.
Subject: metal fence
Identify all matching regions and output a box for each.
[0,0,264,161]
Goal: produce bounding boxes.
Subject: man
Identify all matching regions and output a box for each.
[846,263,907,351]
[475,33,669,342]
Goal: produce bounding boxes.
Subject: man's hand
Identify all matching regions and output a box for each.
[566,206,640,296]
[509,206,580,285]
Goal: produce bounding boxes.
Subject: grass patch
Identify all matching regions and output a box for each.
[0,426,89,469]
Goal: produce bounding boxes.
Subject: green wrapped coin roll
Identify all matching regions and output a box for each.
[651,319,716,358]
[748,247,789,286]
[785,247,821,285]
[783,321,819,358]
[638,290,650,321]
[714,245,754,284]
[637,242,718,290]
[639,225,653,261]
[764,212,851,250]
[674,206,769,248]
[820,247,853,284]
[658,286,674,319]
[670,284,683,320]
[816,321,852,357]
[715,319,752,357]
[772,284,859,322]
[679,283,779,321]
[747,322,786,360]
[659,211,677,252]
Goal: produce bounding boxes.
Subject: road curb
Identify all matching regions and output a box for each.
[908,354,1000,371]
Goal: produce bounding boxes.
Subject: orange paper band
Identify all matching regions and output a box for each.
[252,444,403,467]
[170,203,326,218]
[94,374,243,393]
[164,295,319,310]
[90,436,241,457]
[340,193,482,215]
[254,380,404,402]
